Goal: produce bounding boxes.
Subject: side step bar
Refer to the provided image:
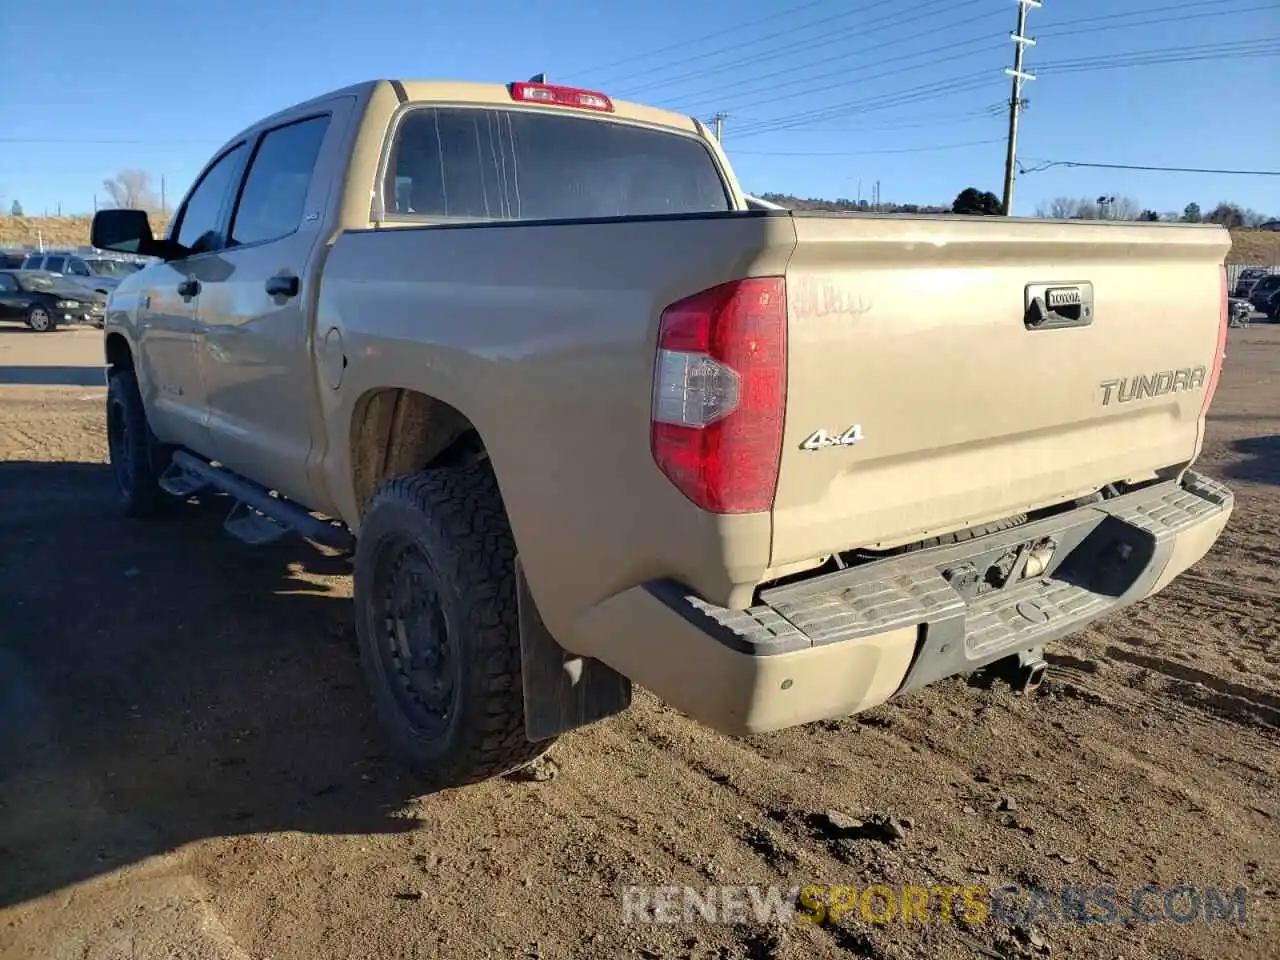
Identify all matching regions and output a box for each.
[168,450,354,551]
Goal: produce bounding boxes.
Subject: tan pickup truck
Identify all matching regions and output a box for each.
[91,77,1235,788]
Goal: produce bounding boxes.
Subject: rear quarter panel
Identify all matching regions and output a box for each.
[314,213,797,648]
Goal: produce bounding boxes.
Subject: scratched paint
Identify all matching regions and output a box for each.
[790,274,874,320]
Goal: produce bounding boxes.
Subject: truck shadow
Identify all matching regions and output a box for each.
[1224,434,1280,486]
[0,461,437,908]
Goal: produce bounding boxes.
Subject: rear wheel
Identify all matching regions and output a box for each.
[106,367,172,516]
[353,464,548,787]
[26,306,55,333]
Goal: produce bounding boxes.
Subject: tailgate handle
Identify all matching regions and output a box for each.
[1025,281,1094,330]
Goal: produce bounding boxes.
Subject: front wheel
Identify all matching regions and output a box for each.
[26,306,56,333]
[106,367,171,516]
[353,464,549,788]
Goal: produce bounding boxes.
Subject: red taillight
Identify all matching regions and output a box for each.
[651,278,787,514]
[509,82,614,112]
[1201,264,1229,417]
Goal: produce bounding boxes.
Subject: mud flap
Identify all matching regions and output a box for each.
[517,558,632,742]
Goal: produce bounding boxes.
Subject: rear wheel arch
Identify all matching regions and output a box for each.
[348,387,487,519]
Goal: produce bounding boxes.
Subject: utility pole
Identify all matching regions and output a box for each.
[708,112,728,141]
[1001,0,1040,216]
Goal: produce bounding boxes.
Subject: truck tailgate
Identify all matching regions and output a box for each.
[772,214,1229,567]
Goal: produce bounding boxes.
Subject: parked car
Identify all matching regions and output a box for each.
[1246,273,1280,318]
[1233,267,1272,298]
[19,252,138,297]
[0,269,106,331]
[0,252,28,269]
[89,77,1234,789]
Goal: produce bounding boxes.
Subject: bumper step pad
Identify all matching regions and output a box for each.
[663,472,1233,691]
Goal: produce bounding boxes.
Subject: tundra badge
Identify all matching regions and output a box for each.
[1100,366,1207,406]
[801,425,864,450]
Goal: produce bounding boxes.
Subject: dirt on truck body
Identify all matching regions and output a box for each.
[83,77,1233,789]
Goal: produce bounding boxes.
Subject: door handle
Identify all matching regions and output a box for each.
[265,274,299,298]
[177,278,200,300]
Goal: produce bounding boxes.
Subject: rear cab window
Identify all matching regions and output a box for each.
[383,106,730,221]
[43,256,66,273]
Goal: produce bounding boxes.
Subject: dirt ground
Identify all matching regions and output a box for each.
[1,324,1277,960]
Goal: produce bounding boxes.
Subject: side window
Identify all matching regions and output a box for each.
[67,259,91,276]
[229,115,329,246]
[22,257,42,270]
[44,256,66,273]
[174,143,247,254]
[0,274,17,292]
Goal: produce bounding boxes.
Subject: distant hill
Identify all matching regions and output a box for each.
[0,215,169,251]
[755,193,950,215]
[3,209,1277,265]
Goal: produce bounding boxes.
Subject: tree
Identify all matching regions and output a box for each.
[1182,203,1202,223]
[952,187,1002,215]
[1206,202,1245,229]
[1139,210,1160,221]
[103,170,160,211]
[1037,197,1083,219]
[1105,196,1141,221]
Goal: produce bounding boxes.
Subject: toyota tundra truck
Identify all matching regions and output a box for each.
[90,78,1235,788]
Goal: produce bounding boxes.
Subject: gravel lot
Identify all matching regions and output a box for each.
[1,323,1277,960]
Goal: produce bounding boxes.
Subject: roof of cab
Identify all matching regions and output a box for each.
[246,78,701,136]
[393,79,700,133]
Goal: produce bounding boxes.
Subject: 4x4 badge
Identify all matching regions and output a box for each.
[801,425,864,451]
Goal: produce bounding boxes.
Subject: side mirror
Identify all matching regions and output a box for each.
[90,210,188,260]
[91,209,155,254]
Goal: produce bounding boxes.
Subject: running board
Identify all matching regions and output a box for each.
[223,501,289,546]
[169,450,354,551]
[158,461,210,498]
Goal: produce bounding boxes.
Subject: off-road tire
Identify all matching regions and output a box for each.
[353,464,549,787]
[106,367,171,517]
[26,306,56,333]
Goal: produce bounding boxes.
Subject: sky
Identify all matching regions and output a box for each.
[0,0,1276,219]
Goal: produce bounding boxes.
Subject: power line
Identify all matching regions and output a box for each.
[586,0,899,89]
[651,15,1008,112]
[670,37,1008,117]
[0,137,219,145]
[758,104,1009,134]
[1036,0,1267,32]
[730,37,1278,139]
[731,137,1005,157]
[558,0,834,82]
[659,0,1271,114]
[1020,159,1280,176]
[615,0,988,98]
[733,72,1006,138]
[1038,40,1279,74]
